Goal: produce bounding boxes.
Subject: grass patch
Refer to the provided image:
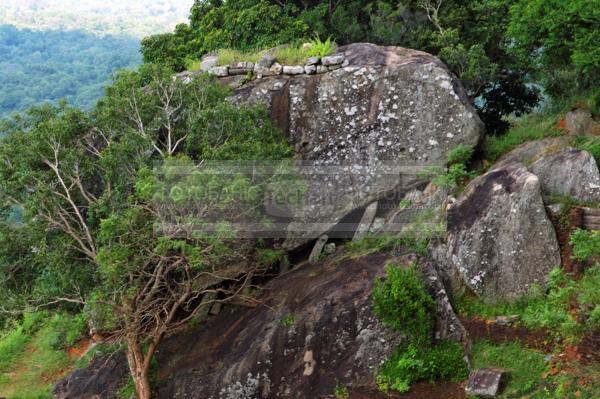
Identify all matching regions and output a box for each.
[346,233,430,258]
[456,264,600,343]
[0,312,86,399]
[576,136,600,166]
[471,341,549,398]
[186,37,337,70]
[216,48,261,66]
[482,113,564,163]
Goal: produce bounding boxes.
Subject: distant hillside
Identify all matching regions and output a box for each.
[0,0,193,38]
[0,25,140,118]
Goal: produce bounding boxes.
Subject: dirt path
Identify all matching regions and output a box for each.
[349,382,466,399]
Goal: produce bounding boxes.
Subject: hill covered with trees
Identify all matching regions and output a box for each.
[0,25,140,118]
[0,0,193,38]
[0,1,599,398]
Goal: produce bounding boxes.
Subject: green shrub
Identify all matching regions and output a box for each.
[373,265,435,345]
[41,313,87,350]
[447,144,475,166]
[376,341,468,393]
[305,36,335,58]
[570,229,600,262]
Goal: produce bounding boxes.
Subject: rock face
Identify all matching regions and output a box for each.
[492,136,573,169]
[565,108,596,136]
[445,163,561,301]
[157,253,404,399]
[53,352,128,399]
[227,43,483,250]
[529,148,600,202]
[54,251,468,399]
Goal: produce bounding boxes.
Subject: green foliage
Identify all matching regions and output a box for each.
[0,25,141,118]
[346,233,429,257]
[373,265,435,345]
[447,144,474,166]
[0,312,85,398]
[482,114,563,162]
[428,144,476,192]
[471,341,548,398]
[570,229,600,262]
[373,265,467,393]
[334,381,349,399]
[507,0,600,100]
[376,340,468,393]
[458,265,600,342]
[280,314,295,327]
[304,36,335,58]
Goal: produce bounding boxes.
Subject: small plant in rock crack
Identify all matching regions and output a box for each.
[334,380,349,398]
[281,314,295,327]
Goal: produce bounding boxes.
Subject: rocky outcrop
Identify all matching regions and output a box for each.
[529,148,600,202]
[445,163,561,301]
[54,251,467,399]
[227,43,483,250]
[54,352,128,399]
[492,136,573,169]
[565,108,597,136]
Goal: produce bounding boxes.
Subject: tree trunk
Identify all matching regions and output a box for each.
[126,338,153,399]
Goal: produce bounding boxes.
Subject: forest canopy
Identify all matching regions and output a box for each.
[0,25,141,119]
[141,0,599,134]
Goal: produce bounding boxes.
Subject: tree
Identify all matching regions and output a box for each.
[507,0,600,99]
[0,68,294,397]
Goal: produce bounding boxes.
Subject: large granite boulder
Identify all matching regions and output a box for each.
[54,252,467,399]
[227,43,483,250]
[445,163,561,301]
[529,148,600,202]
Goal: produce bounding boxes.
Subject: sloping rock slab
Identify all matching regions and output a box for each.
[155,252,402,399]
[446,163,561,301]
[53,351,128,399]
[529,148,600,202]
[54,251,468,399]
[227,43,483,250]
[492,136,573,169]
